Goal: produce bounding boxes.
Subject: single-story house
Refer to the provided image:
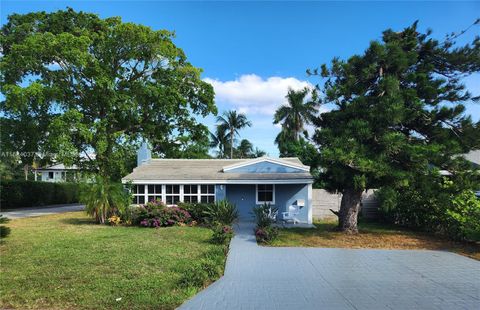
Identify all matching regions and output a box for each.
[122,143,314,224]
[33,163,79,182]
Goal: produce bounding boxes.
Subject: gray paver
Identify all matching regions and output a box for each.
[180,222,480,310]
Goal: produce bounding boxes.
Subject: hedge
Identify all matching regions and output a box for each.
[1,180,79,209]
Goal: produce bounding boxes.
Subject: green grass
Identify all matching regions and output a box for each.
[271,220,480,260]
[0,212,226,309]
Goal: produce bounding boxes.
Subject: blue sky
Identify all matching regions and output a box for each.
[2,1,479,156]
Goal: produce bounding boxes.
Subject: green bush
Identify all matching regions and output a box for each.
[177,202,211,223]
[132,201,192,227]
[252,203,279,244]
[210,224,234,245]
[203,200,238,226]
[255,226,279,244]
[0,215,11,238]
[80,176,131,224]
[377,172,480,242]
[0,180,79,209]
[252,203,278,228]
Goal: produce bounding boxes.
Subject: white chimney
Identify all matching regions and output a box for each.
[137,141,152,166]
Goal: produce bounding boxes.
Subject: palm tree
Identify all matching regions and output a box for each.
[273,87,319,141]
[252,147,267,158]
[237,139,253,158]
[210,126,229,158]
[216,110,252,159]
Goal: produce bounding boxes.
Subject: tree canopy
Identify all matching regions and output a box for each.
[311,21,480,232]
[0,8,216,180]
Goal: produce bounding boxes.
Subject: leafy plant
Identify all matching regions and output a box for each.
[133,201,192,228]
[378,172,480,242]
[203,200,238,226]
[108,215,122,226]
[211,224,234,245]
[252,203,278,228]
[177,202,211,223]
[255,226,279,244]
[79,176,130,224]
[0,215,11,238]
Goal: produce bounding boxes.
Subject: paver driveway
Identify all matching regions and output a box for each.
[180,222,480,310]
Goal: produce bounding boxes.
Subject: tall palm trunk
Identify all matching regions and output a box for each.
[230,126,234,159]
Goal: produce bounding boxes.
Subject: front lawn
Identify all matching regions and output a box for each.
[270,220,480,260]
[0,212,226,309]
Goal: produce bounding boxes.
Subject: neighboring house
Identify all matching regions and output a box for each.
[464,150,480,198]
[122,143,314,224]
[464,150,480,168]
[33,164,79,182]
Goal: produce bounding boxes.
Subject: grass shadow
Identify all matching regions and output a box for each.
[61,217,97,226]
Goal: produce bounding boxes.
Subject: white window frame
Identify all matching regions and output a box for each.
[199,184,216,203]
[132,184,147,205]
[183,184,199,203]
[146,184,163,203]
[256,184,275,205]
[131,184,217,206]
[165,184,181,205]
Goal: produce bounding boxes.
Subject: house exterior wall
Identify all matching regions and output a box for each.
[40,171,66,182]
[225,183,310,223]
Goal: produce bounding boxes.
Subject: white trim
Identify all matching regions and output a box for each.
[255,184,276,205]
[307,183,313,225]
[122,179,313,185]
[222,157,310,172]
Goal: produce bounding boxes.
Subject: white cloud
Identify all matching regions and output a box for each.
[204,74,314,116]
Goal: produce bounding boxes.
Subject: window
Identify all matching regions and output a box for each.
[132,184,146,204]
[147,185,162,203]
[48,172,54,179]
[166,185,180,205]
[183,185,198,203]
[256,184,275,204]
[200,185,215,203]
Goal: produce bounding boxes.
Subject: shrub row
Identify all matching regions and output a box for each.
[377,173,480,242]
[1,180,79,209]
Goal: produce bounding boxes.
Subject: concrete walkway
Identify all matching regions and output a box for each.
[180,222,480,310]
[1,204,84,219]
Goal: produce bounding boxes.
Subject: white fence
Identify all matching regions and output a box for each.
[312,189,379,220]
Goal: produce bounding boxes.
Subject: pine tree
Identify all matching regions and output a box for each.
[311,21,480,233]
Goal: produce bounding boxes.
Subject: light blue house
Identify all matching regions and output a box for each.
[122,144,314,224]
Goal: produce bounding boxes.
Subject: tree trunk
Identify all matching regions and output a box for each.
[337,188,363,233]
[230,127,234,159]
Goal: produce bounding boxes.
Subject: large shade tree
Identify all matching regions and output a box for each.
[0,9,216,180]
[311,21,480,233]
[216,110,252,159]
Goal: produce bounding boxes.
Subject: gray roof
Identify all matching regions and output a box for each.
[35,163,78,171]
[122,157,313,182]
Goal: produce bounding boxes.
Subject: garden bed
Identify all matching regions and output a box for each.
[269,220,480,260]
[0,212,227,309]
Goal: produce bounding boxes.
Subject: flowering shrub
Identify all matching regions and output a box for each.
[108,215,121,226]
[133,201,192,227]
[211,225,234,245]
[255,226,279,244]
